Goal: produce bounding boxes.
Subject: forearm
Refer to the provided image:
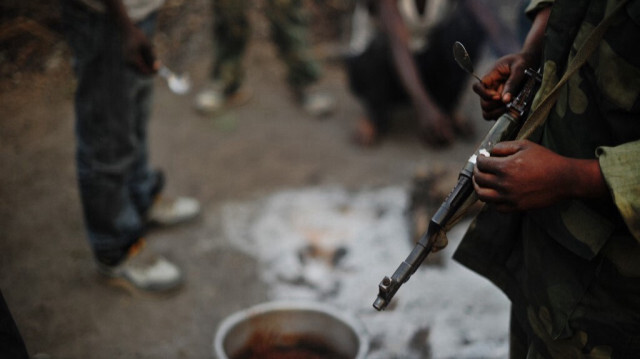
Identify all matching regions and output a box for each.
[378,0,435,108]
[390,41,434,108]
[518,6,551,68]
[563,158,609,201]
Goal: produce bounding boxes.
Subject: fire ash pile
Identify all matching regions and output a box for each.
[222,186,509,359]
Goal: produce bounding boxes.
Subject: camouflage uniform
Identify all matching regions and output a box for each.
[211,0,321,96]
[454,0,640,357]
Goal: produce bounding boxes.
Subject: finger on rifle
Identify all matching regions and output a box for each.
[502,65,526,103]
[472,81,492,99]
[473,175,518,212]
[472,173,504,203]
[490,140,526,157]
[473,80,504,101]
[473,165,497,188]
[475,152,506,175]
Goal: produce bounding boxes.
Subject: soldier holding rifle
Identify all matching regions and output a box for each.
[455,0,640,357]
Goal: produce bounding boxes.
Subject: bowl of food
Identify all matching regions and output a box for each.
[213,301,369,359]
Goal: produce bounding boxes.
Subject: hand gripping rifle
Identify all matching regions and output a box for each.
[373,43,542,311]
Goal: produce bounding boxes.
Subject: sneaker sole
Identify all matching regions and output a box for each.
[195,88,253,116]
[98,274,185,299]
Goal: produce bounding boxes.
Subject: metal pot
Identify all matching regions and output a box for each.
[213,301,369,359]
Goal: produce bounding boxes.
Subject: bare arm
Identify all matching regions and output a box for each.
[473,140,609,212]
[471,5,610,212]
[377,0,433,109]
[376,0,453,146]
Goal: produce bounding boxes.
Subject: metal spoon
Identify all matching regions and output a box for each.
[158,65,191,95]
[453,41,482,84]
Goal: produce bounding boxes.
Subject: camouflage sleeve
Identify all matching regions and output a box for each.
[525,0,554,18]
[597,140,640,242]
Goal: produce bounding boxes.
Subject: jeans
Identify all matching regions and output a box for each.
[63,1,163,265]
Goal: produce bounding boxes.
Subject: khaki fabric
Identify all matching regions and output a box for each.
[210,0,321,94]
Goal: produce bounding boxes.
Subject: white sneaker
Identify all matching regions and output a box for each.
[194,82,252,115]
[97,240,183,292]
[300,90,336,117]
[147,196,201,226]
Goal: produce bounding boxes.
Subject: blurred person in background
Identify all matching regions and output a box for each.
[345,0,521,147]
[345,0,487,147]
[62,0,201,292]
[195,0,335,118]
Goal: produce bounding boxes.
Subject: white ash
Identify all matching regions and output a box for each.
[222,186,510,359]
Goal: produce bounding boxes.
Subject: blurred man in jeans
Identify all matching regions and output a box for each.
[63,0,200,292]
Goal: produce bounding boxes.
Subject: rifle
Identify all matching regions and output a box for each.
[373,43,542,311]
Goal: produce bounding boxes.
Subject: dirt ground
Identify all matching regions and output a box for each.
[0,2,506,358]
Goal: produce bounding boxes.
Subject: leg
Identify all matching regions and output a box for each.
[195,0,253,115]
[65,5,188,293]
[345,34,406,144]
[265,0,336,117]
[64,3,156,265]
[265,0,321,93]
[211,0,251,94]
[128,16,165,217]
